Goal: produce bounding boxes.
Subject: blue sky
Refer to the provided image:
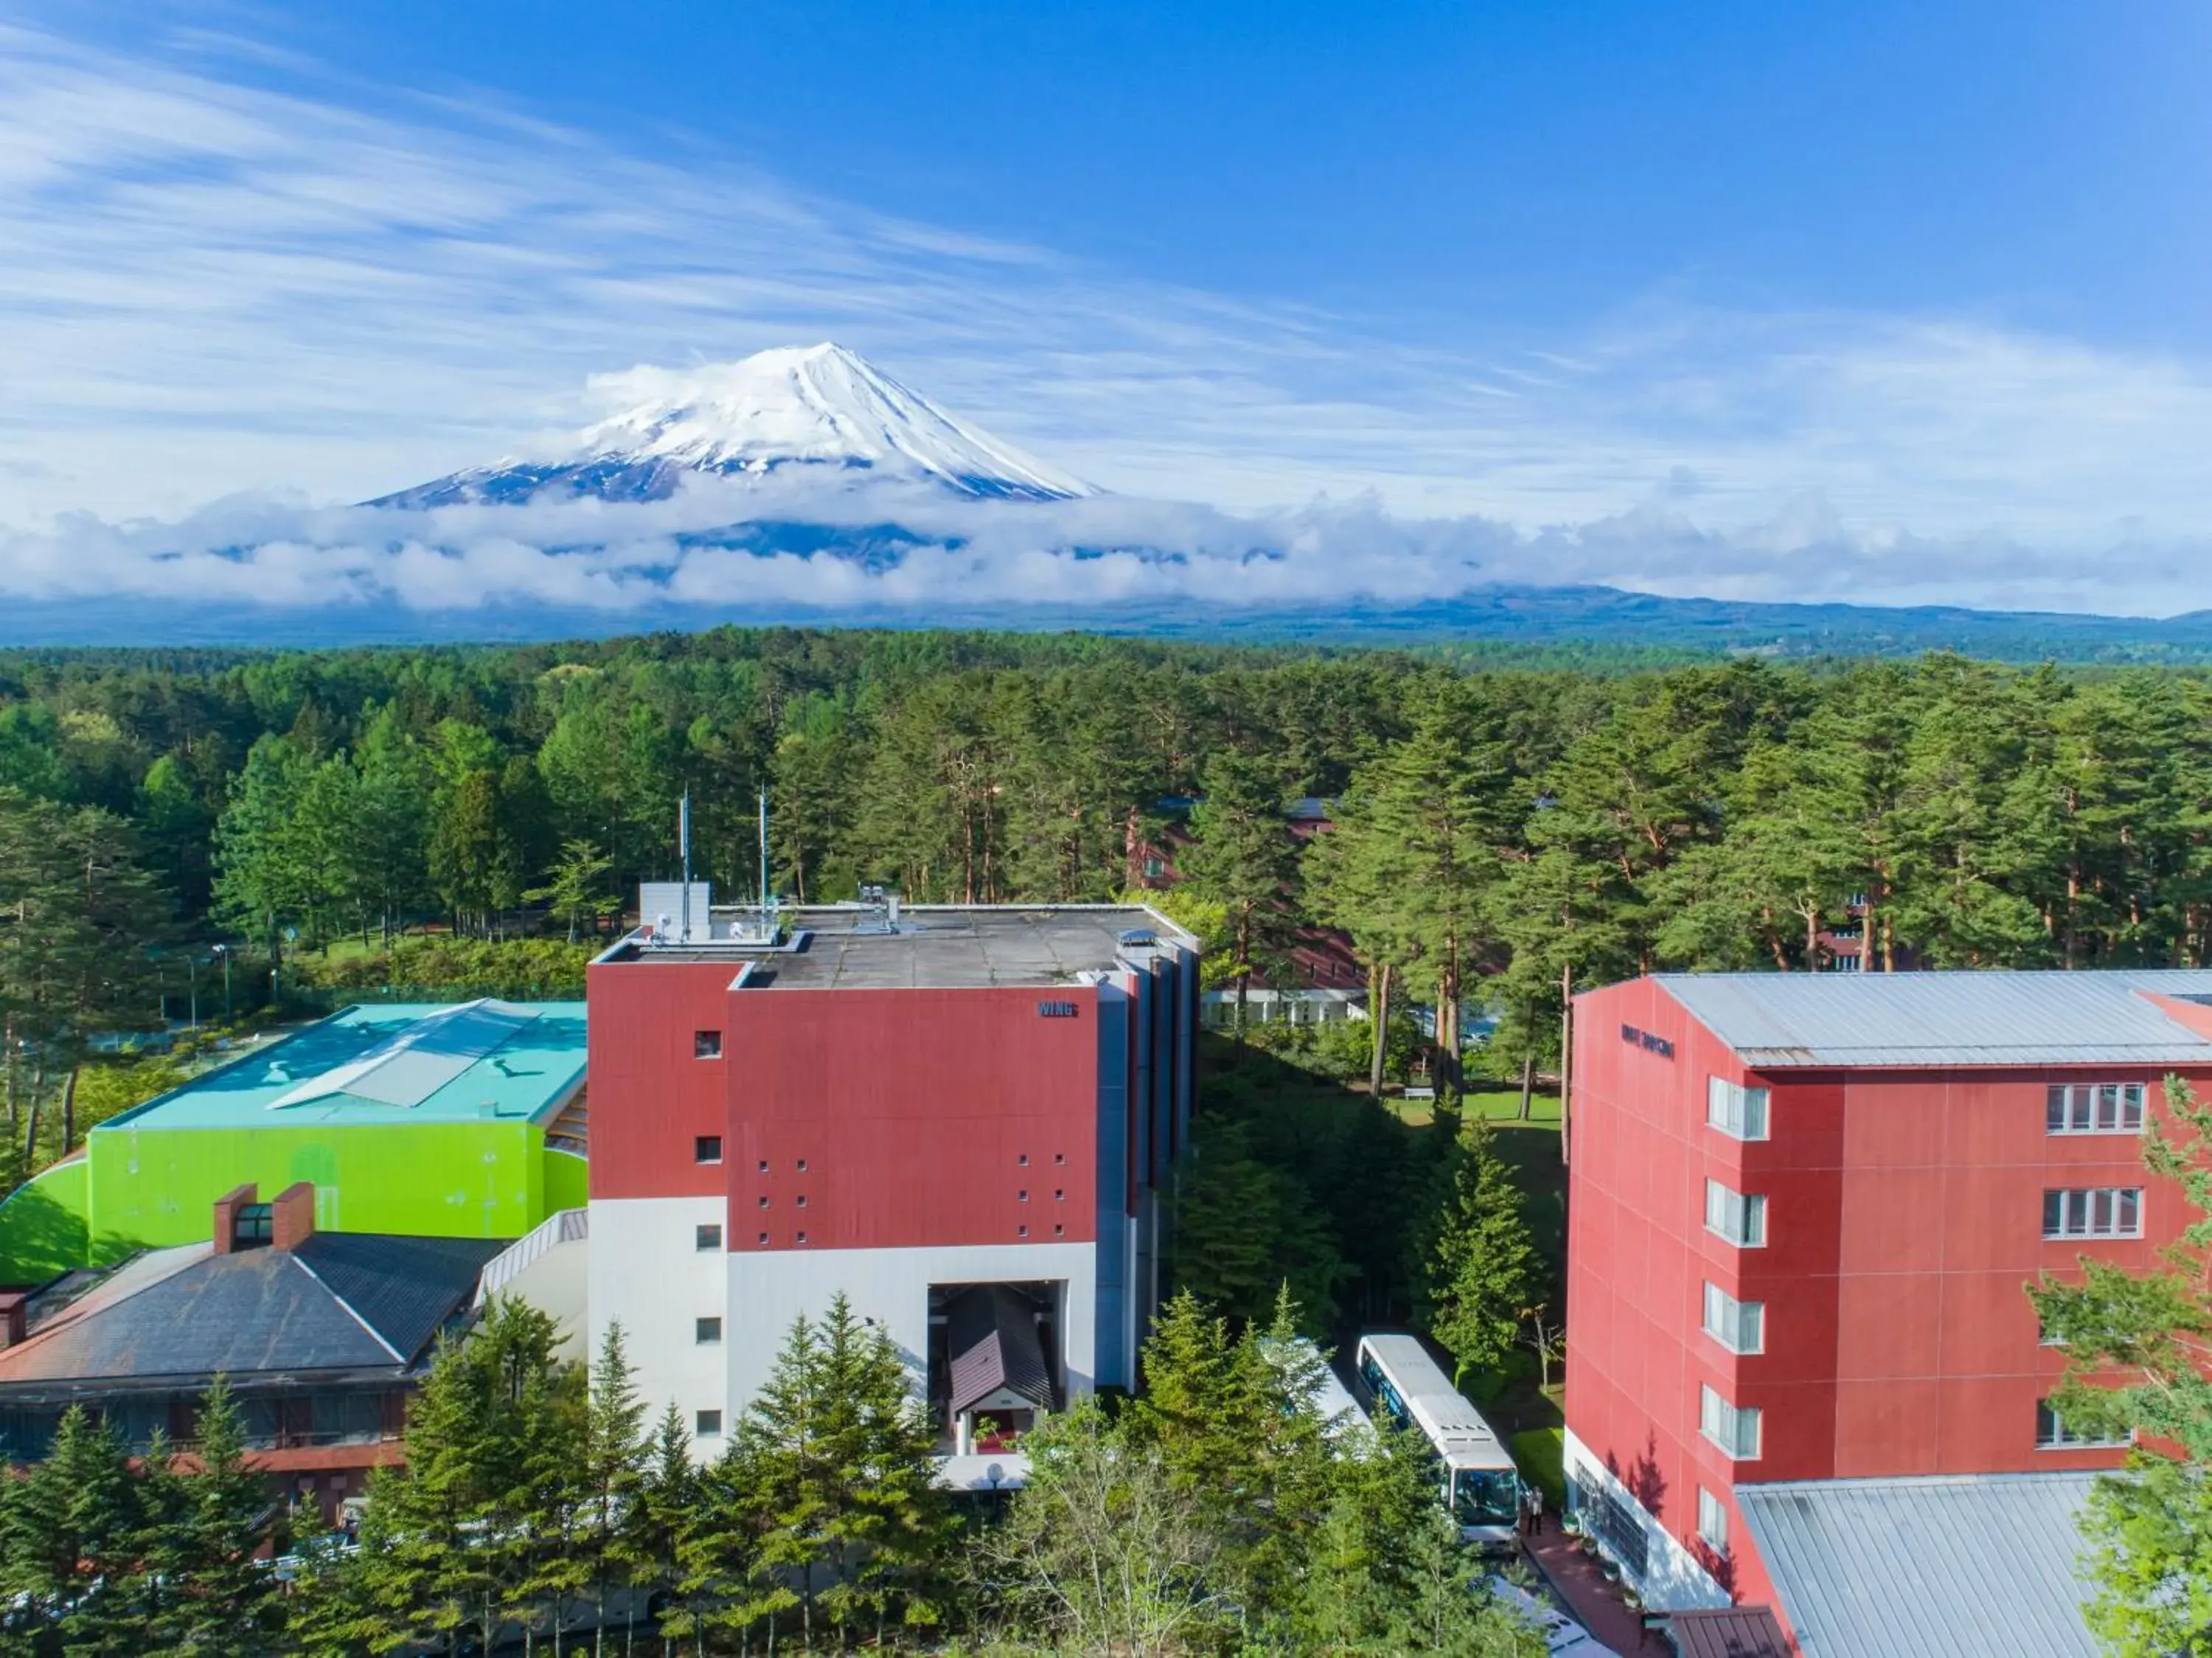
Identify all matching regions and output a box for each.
[5,1,2212,615]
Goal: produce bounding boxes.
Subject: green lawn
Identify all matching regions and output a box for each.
[1509,1426,1566,1512]
[1469,1088,1562,1125]
[1385,1088,1560,1128]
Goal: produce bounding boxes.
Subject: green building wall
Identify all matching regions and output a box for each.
[0,1123,588,1280]
[543,1145,588,1213]
[0,1161,89,1286]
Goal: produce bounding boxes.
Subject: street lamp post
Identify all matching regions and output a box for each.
[213,944,232,1023]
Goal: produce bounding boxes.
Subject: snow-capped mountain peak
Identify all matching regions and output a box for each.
[375,343,1094,508]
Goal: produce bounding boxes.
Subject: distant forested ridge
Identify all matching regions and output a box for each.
[1,628,2211,1110]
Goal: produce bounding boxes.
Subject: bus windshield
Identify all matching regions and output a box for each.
[1452,1467,1520,1530]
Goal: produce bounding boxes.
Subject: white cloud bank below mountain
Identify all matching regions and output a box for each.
[5,478,2207,621]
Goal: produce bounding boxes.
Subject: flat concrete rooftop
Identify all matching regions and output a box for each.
[599,904,1193,991]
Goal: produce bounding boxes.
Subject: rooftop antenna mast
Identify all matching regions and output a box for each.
[757,788,771,926]
[679,793,693,943]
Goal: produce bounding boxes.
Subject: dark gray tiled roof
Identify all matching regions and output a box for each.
[292,1232,508,1361]
[1736,1474,2099,1658]
[0,1251,392,1383]
[0,1232,504,1391]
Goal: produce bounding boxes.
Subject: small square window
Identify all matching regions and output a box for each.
[696,1317,723,1345]
[758,1159,770,1173]
[1053,1224,1065,1237]
[695,1136,723,1165]
[1018,1154,1029,1167]
[1017,1224,1029,1238]
[796,1159,808,1173]
[694,1030,722,1059]
[1054,1153,1065,1165]
[695,1224,722,1251]
[796,1194,807,1208]
[696,1409,723,1437]
[1054,1188,1064,1201]
[758,1196,770,1209]
[757,1231,769,1244]
[795,1230,807,1244]
[1018,1190,1029,1201]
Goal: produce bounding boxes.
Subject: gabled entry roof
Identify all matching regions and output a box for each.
[945,1285,1054,1416]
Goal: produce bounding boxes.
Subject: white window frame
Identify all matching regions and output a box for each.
[1702,1281,1766,1355]
[1697,1485,1729,1552]
[1707,1076,1771,1142]
[2042,1186,2144,1240]
[2045,1082,2146,1137]
[1705,1179,1768,1248]
[1700,1384,1761,1460]
[2035,1398,2131,1450]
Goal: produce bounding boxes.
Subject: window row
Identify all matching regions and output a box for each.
[1706,1078,1769,1142]
[2042,1187,2143,1240]
[1700,1384,1761,1460]
[1701,1075,2149,1145]
[1701,1283,1764,1355]
[2047,1083,2144,1136]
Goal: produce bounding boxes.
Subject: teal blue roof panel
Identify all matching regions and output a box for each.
[97,1000,587,1133]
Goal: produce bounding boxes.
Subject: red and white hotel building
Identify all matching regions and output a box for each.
[585,892,1197,1472]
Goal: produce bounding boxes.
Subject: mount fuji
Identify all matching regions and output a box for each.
[10,344,2212,659]
[376,343,1095,508]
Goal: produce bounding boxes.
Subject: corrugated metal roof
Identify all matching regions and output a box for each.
[1655,970,2212,1067]
[1736,1473,2099,1658]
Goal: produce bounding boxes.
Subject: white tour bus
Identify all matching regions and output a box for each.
[1258,1335,1372,1447]
[1353,1332,1522,1546]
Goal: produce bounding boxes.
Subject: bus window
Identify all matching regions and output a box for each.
[1453,1467,1520,1530]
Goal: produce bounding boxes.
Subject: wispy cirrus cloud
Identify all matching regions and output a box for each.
[7,15,2212,615]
